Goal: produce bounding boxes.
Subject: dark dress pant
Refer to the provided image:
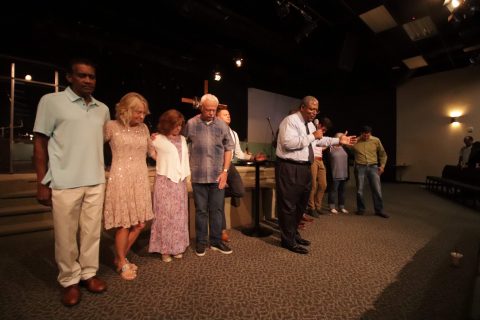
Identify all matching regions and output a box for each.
[275,160,312,247]
[222,163,246,229]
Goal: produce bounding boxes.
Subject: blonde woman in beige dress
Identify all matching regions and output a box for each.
[103,92,154,280]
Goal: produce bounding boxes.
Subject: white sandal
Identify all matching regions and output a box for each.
[162,254,172,263]
[117,263,137,281]
[125,258,138,271]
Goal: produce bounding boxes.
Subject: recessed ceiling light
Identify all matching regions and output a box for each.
[359,5,397,33]
[402,16,437,41]
[402,55,428,69]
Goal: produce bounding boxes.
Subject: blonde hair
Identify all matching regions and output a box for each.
[115,92,150,126]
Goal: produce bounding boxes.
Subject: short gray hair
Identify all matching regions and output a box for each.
[200,93,219,108]
[300,96,318,108]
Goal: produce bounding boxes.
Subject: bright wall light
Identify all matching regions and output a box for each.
[25,74,32,81]
[214,71,222,81]
[449,111,461,126]
[449,110,462,117]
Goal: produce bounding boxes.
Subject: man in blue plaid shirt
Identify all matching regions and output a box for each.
[183,94,235,256]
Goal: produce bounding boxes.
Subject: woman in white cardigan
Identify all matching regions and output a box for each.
[148,109,191,263]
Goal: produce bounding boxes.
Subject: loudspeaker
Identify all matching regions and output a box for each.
[338,32,359,72]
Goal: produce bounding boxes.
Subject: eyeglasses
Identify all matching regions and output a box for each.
[306,108,319,114]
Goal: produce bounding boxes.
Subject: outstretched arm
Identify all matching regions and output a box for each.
[339,131,357,146]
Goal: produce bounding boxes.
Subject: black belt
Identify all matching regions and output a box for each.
[277,157,311,166]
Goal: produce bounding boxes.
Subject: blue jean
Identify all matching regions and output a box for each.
[192,183,225,246]
[327,179,346,209]
[354,164,384,213]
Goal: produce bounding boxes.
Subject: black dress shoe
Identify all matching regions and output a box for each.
[295,237,311,246]
[375,212,390,218]
[355,210,365,215]
[281,242,309,254]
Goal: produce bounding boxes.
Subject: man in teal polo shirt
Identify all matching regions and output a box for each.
[33,58,110,306]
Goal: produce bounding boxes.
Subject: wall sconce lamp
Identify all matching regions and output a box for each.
[449,110,462,126]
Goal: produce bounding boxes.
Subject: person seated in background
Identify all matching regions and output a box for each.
[216,105,265,241]
[458,135,474,168]
[467,141,480,169]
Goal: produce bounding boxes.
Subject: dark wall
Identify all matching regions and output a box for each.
[1,12,397,180]
[93,56,398,180]
[317,88,397,182]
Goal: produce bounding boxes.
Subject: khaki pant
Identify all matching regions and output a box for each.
[308,158,327,210]
[52,184,105,287]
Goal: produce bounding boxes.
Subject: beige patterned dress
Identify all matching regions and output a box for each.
[103,120,154,229]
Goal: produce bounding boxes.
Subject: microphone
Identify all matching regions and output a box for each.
[313,119,319,128]
[266,117,274,135]
[266,116,275,140]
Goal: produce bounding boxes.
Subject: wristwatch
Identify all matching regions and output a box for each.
[223,168,228,173]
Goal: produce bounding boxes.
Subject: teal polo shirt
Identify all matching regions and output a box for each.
[33,87,110,189]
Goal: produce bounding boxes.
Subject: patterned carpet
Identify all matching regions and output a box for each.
[1,183,479,320]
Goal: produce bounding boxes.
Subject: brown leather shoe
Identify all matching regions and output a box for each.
[80,276,107,293]
[221,230,230,242]
[302,214,314,222]
[61,284,81,306]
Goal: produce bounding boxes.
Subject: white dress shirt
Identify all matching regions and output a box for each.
[276,111,339,162]
[230,128,251,161]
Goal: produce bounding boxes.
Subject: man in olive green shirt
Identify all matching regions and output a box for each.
[352,125,389,218]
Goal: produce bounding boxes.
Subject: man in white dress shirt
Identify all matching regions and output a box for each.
[275,96,356,254]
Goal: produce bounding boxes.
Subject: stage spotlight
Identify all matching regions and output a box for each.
[234,58,243,68]
[214,71,222,81]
